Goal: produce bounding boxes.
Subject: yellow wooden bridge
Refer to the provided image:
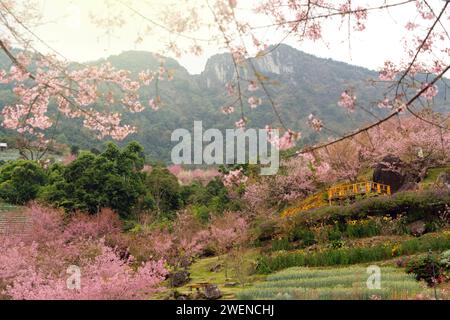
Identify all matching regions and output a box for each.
[281,181,391,218]
[327,181,391,204]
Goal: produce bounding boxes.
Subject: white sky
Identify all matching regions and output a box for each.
[24,0,448,74]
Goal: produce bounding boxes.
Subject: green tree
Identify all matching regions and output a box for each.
[179,177,234,220]
[40,142,146,217]
[70,145,80,156]
[0,160,47,204]
[145,166,181,218]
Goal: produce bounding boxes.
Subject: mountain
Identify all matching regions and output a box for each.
[0,44,444,162]
[197,45,388,133]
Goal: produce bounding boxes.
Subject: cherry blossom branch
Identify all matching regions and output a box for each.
[0,1,69,62]
[395,1,449,95]
[0,39,103,129]
[295,64,450,156]
[257,0,312,58]
[423,0,450,40]
[251,0,415,29]
[206,0,246,123]
[227,3,291,130]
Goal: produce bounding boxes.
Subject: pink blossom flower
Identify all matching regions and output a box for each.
[378,98,391,109]
[138,70,154,85]
[225,82,235,96]
[248,81,258,91]
[430,61,443,74]
[222,105,235,114]
[266,127,299,150]
[149,98,159,111]
[248,96,262,109]
[278,130,298,150]
[353,7,367,31]
[306,23,322,40]
[419,83,438,100]
[405,22,418,31]
[308,114,323,132]
[338,90,356,112]
[222,168,247,188]
[379,61,398,81]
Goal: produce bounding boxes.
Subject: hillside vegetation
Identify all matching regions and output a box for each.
[1,44,448,162]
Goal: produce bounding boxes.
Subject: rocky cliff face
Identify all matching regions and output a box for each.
[198,53,234,88]
[196,44,379,91]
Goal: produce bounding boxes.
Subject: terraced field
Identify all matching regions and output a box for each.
[237,266,431,300]
[0,203,25,235]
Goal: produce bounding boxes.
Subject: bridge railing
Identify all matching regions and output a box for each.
[327,181,391,204]
[281,181,391,218]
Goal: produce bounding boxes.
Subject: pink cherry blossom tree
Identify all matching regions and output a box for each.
[244,112,449,212]
[0,204,167,300]
[244,157,316,211]
[0,2,174,159]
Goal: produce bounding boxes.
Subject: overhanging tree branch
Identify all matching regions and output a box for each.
[293,64,450,156]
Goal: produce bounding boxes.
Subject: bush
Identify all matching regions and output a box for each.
[406,251,449,287]
[289,227,316,247]
[271,238,292,251]
[192,205,210,223]
[0,160,47,204]
[253,219,281,242]
[289,189,450,227]
[329,240,346,249]
[180,178,233,216]
[344,219,380,238]
[327,228,342,241]
[441,249,450,269]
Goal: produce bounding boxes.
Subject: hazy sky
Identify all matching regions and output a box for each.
[26,0,445,74]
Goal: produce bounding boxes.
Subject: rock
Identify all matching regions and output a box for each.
[408,220,426,236]
[373,155,417,193]
[396,256,411,268]
[179,256,192,269]
[399,181,418,192]
[436,171,450,188]
[203,284,222,300]
[224,282,238,287]
[169,270,190,287]
[256,220,280,241]
[192,291,206,300]
[209,263,223,273]
[170,290,191,300]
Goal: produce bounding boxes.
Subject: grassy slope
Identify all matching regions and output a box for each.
[238,163,450,299]
[156,250,266,300]
[167,164,450,300]
[422,165,450,184]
